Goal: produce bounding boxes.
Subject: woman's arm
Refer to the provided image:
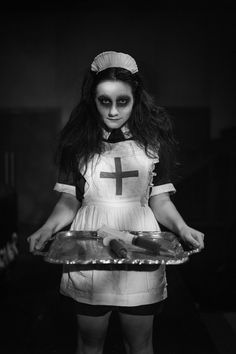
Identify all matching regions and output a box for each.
[149,192,204,249]
[28,192,80,252]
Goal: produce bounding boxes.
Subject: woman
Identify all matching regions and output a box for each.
[28,51,204,354]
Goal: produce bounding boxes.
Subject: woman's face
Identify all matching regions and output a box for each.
[95,80,134,130]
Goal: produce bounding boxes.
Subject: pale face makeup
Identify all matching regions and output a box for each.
[95,80,134,130]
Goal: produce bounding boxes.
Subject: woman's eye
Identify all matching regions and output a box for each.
[99,99,111,105]
[97,97,130,106]
[117,99,128,106]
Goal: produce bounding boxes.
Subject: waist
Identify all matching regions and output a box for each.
[82,198,146,207]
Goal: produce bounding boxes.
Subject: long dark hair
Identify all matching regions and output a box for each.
[56,66,177,180]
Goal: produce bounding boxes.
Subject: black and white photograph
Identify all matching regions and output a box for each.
[1,1,235,353]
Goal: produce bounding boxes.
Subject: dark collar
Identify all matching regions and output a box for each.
[102,125,132,142]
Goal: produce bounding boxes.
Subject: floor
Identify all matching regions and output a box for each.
[199,312,236,354]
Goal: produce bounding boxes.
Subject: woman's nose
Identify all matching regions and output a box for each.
[108,104,119,117]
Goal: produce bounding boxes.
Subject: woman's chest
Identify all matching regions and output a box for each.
[83,141,158,199]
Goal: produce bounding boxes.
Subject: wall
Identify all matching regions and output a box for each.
[1,8,234,138]
[208,11,236,137]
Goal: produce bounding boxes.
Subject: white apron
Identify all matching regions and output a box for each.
[56,140,168,306]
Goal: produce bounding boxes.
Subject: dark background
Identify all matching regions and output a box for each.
[1,1,236,353]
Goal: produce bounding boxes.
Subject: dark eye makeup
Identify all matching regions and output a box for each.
[98,97,111,105]
[97,95,131,106]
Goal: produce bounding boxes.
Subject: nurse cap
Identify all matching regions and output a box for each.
[91,51,138,74]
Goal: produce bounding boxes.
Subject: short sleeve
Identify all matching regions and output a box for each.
[54,169,76,196]
[150,183,176,197]
[150,161,176,197]
[53,168,86,202]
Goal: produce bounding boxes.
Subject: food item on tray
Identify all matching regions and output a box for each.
[97,225,174,255]
[109,239,128,258]
[98,226,134,245]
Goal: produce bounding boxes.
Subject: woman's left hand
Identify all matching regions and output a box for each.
[179,225,205,250]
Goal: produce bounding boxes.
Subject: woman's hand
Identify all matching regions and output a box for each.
[149,193,205,250]
[179,225,205,250]
[27,227,53,253]
[27,192,80,253]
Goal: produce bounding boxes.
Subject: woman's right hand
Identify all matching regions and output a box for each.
[27,227,53,253]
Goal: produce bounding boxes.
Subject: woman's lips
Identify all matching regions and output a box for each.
[107,118,121,121]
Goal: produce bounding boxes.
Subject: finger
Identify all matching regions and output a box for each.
[35,231,52,250]
[29,237,37,253]
[191,233,205,250]
[196,233,205,249]
[28,234,40,252]
[188,228,205,248]
[192,240,200,249]
[185,234,200,248]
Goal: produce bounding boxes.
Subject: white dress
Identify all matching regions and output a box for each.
[54,137,176,306]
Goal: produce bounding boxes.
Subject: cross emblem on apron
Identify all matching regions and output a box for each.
[100,157,139,195]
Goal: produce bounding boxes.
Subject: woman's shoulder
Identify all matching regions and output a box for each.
[130,140,160,161]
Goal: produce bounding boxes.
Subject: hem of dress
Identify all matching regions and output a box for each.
[60,288,167,307]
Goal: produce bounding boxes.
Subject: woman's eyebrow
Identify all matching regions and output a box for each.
[97,94,131,100]
[117,95,131,99]
[97,94,111,99]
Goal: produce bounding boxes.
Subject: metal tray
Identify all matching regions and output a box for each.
[35,230,200,265]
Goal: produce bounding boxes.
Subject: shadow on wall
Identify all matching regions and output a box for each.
[174,124,236,311]
[0,109,61,238]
